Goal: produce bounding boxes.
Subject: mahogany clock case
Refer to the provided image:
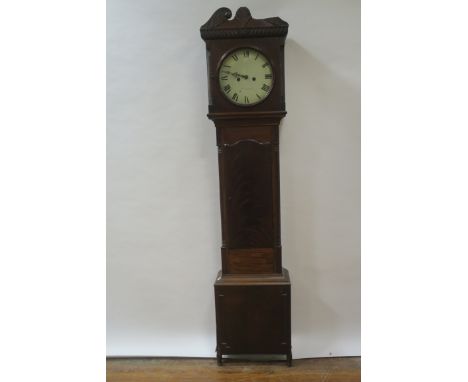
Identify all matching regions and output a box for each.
[201,7,292,366]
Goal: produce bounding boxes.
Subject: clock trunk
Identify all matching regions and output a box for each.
[201,7,291,366]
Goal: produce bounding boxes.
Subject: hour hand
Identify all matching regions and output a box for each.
[219,71,238,77]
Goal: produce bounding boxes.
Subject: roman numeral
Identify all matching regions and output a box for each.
[244,50,249,57]
[232,93,239,102]
[261,84,270,92]
[224,84,231,94]
[232,54,238,61]
[244,96,249,104]
[223,65,231,68]
[262,62,269,68]
[256,93,262,100]
[265,74,272,79]
[255,53,259,60]
[220,75,228,80]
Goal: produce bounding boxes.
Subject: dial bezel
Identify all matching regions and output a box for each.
[217,46,275,107]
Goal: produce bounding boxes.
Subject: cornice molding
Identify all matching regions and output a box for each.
[200,7,288,40]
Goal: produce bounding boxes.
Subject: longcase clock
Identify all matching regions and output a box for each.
[200,7,291,366]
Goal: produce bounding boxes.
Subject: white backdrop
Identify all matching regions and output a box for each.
[107,0,360,358]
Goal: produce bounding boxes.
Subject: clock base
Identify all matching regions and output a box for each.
[214,268,292,366]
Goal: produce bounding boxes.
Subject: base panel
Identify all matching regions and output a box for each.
[214,268,292,366]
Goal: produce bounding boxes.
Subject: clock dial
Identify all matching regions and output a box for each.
[219,48,274,106]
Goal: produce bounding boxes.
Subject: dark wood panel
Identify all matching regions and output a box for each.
[223,140,274,248]
[224,248,275,274]
[215,284,291,358]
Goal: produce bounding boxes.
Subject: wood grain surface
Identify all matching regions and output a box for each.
[107,357,361,382]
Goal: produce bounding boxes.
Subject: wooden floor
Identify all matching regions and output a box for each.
[107,357,361,382]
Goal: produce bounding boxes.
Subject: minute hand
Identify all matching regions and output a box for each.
[232,72,248,79]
